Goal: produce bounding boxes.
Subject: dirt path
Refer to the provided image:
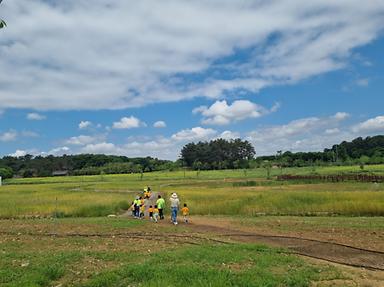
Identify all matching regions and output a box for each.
[122,193,384,273]
[187,221,384,270]
[121,191,161,218]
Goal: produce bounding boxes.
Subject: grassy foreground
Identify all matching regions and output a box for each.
[0,218,342,287]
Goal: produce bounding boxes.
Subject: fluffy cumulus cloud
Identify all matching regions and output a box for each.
[193,100,277,125]
[79,121,92,129]
[112,116,146,129]
[352,116,384,133]
[78,138,177,158]
[0,130,40,144]
[247,112,351,155]
[9,149,27,157]
[26,113,46,121]
[153,121,167,128]
[171,127,217,141]
[1,1,384,110]
[0,130,17,142]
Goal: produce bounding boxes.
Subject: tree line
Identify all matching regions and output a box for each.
[256,135,384,167]
[0,154,176,179]
[0,135,383,179]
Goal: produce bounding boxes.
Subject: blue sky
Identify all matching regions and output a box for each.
[0,0,384,159]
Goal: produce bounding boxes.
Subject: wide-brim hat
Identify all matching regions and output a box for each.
[171,193,178,199]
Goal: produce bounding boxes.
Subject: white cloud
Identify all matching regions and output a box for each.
[247,112,351,155]
[112,116,146,129]
[123,138,176,158]
[79,121,92,129]
[24,112,383,159]
[171,127,217,141]
[270,102,281,113]
[332,112,349,121]
[352,116,384,133]
[75,137,178,159]
[153,121,167,128]
[47,146,71,156]
[217,130,240,140]
[65,135,100,146]
[81,142,121,155]
[248,117,321,142]
[0,1,383,110]
[193,100,274,125]
[26,113,46,121]
[0,130,17,142]
[9,150,27,157]
[325,128,340,135]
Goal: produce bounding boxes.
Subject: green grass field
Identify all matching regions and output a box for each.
[0,218,343,287]
[1,165,383,286]
[1,165,383,218]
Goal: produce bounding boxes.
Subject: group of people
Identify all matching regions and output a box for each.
[130,188,189,225]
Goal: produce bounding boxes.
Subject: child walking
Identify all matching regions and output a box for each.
[148,205,154,221]
[152,205,159,223]
[181,203,189,223]
[139,203,145,219]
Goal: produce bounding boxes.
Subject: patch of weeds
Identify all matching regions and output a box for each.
[71,201,130,217]
[51,210,67,218]
[116,201,129,211]
[0,252,79,287]
[42,263,65,281]
[233,180,258,187]
[73,204,117,217]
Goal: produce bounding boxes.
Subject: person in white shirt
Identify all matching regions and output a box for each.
[169,193,180,225]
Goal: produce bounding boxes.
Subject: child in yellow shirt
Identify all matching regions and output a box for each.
[152,205,159,223]
[148,205,154,221]
[181,203,189,223]
[140,204,145,219]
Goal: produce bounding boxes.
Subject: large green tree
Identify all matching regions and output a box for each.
[180,138,256,170]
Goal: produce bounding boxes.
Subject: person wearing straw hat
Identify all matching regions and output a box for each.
[169,193,180,225]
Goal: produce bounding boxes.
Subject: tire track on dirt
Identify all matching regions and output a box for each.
[188,223,384,271]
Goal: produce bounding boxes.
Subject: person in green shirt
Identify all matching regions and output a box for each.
[133,196,141,218]
[156,195,165,220]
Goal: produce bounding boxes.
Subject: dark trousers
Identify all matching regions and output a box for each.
[158,208,164,219]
